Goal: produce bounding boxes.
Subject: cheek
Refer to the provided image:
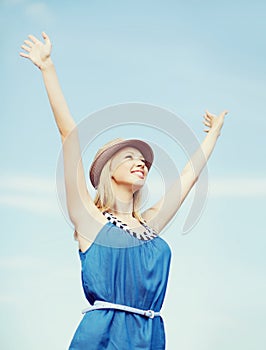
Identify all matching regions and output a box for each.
[112,162,131,179]
[111,157,125,171]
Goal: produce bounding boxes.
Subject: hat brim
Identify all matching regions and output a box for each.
[90,139,154,189]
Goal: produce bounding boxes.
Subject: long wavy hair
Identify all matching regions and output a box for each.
[74,152,147,241]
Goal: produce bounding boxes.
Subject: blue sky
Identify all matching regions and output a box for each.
[1,0,266,349]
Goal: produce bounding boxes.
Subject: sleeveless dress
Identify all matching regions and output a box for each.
[68,212,172,350]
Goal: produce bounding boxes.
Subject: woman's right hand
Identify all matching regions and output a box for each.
[20,32,52,70]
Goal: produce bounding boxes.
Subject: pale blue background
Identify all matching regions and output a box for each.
[1,0,266,349]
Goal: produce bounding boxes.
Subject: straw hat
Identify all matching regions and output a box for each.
[89,138,154,189]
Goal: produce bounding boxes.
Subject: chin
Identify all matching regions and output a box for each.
[131,181,145,193]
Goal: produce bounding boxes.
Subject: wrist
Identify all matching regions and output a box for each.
[209,126,221,137]
[40,57,54,72]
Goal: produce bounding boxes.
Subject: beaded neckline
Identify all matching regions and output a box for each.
[102,211,158,241]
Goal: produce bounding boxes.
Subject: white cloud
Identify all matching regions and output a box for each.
[0,174,59,216]
[0,194,59,215]
[0,255,41,269]
[0,174,265,218]
[147,176,266,198]
[25,2,55,24]
[209,177,266,197]
[3,0,25,5]
[0,294,18,304]
[0,174,55,193]
[0,175,55,193]
[142,175,266,201]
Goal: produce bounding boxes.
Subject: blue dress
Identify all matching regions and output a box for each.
[69,216,172,350]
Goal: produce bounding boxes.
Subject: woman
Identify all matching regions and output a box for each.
[20,32,228,349]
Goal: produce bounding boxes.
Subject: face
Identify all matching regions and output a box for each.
[110,147,149,191]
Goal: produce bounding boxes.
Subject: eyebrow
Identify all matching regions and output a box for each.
[125,151,145,158]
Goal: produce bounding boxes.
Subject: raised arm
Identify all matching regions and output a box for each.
[142,110,229,233]
[20,32,101,233]
[20,32,76,138]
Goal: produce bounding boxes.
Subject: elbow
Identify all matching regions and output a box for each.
[60,124,78,142]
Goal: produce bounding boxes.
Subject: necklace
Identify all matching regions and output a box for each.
[102,211,158,241]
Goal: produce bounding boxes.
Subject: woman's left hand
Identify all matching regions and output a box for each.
[203,110,229,134]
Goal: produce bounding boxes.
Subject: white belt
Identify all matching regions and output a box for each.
[82,300,160,319]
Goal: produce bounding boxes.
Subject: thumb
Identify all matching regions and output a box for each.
[42,31,51,45]
[220,110,229,120]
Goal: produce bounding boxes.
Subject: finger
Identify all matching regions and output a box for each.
[21,44,31,52]
[19,52,30,58]
[42,31,51,45]
[222,110,229,117]
[203,118,211,124]
[203,121,211,127]
[42,31,49,40]
[24,39,33,47]
[203,112,212,120]
[28,34,39,44]
[204,129,209,133]
[204,113,211,121]
[205,110,215,118]
[219,110,229,120]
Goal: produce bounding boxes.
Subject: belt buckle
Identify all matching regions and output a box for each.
[144,310,155,319]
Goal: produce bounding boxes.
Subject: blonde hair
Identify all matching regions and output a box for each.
[74,143,148,240]
[94,157,146,224]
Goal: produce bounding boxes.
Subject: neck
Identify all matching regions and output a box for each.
[111,199,134,218]
[109,184,135,218]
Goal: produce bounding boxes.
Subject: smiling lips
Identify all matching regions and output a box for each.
[131,170,145,179]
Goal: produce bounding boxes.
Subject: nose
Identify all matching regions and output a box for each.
[134,157,145,168]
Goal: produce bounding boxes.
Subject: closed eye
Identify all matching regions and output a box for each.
[125,155,148,167]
